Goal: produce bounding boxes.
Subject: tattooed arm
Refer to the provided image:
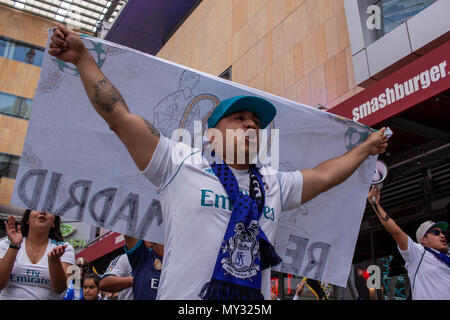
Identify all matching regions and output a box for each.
[75,57,160,170]
[49,24,159,170]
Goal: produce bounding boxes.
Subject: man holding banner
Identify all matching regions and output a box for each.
[47,24,388,300]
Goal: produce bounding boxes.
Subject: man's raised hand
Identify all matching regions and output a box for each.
[368,185,381,204]
[49,23,88,65]
[365,127,389,155]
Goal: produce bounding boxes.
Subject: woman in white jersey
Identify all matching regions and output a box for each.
[0,210,75,300]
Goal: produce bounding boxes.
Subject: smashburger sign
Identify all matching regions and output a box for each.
[352,60,447,122]
[331,41,450,126]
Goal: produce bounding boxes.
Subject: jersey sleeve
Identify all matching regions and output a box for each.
[141,136,195,190]
[276,170,304,211]
[124,240,150,274]
[398,236,425,265]
[0,237,9,259]
[60,242,75,265]
[102,254,130,278]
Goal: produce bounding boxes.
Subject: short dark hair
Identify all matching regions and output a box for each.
[20,209,64,242]
[83,273,100,288]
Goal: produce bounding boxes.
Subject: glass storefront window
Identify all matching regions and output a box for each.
[219,66,232,80]
[33,49,44,67]
[20,98,32,119]
[357,0,439,47]
[378,255,409,300]
[0,36,44,67]
[352,256,410,300]
[0,92,32,120]
[378,0,438,37]
[0,153,20,180]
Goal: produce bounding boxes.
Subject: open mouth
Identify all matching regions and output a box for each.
[245,131,258,143]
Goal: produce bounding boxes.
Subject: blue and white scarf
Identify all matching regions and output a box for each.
[424,247,450,268]
[199,160,282,300]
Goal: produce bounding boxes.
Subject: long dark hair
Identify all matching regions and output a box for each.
[20,209,64,242]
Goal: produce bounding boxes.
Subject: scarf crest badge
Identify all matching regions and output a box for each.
[221,220,260,279]
[199,149,282,300]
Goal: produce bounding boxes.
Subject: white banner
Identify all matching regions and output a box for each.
[11,32,377,287]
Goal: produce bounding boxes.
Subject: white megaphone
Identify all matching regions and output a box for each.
[371,160,388,189]
[371,160,388,203]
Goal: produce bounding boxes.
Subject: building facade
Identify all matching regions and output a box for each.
[0,6,53,204]
[156,0,359,110]
[0,4,105,256]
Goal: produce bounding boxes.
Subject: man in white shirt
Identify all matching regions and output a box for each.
[48,25,388,300]
[368,186,449,300]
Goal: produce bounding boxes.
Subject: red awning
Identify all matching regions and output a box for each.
[330,41,450,127]
[75,232,125,261]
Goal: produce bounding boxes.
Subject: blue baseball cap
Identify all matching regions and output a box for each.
[207,95,276,129]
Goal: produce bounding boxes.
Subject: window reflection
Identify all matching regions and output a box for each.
[0,92,32,120]
[20,99,32,119]
[0,153,20,180]
[0,36,44,66]
[380,0,438,35]
[25,48,36,64]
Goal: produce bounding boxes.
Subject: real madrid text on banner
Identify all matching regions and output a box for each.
[11,29,379,288]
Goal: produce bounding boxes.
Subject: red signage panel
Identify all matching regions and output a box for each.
[330,41,450,127]
[75,231,125,261]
